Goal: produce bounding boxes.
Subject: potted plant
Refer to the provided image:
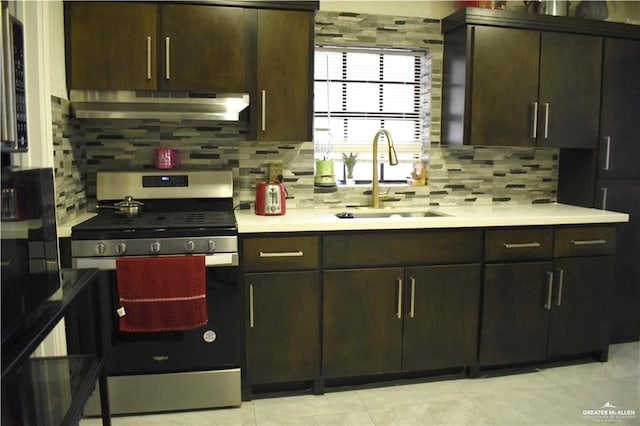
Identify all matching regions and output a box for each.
[342,152,358,183]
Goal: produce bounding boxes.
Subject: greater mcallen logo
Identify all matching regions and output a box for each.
[583,402,636,422]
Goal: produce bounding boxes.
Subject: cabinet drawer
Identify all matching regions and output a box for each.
[243,236,319,271]
[485,228,554,262]
[323,230,482,268]
[554,226,616,257]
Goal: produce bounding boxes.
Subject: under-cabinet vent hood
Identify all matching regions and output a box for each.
[69,90,250,121]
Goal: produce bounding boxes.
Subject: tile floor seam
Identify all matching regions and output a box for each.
[461,397,501,426]
[357,391,378,426]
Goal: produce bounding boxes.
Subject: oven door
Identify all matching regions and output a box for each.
[93,264,240,375]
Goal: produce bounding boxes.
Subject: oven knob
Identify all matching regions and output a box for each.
[184,240,195,253]
[116,242,127,255]
[208,240,216,253]
[150,241,161,254]
[95,242,107,255]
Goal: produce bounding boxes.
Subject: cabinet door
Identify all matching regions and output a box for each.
[596,179,640,342]
[538,33,602,149]
[470,26,539,147]
[599,38,640,178]
[402,264,481,371]
[160,5,245,92]
[547,257,613,357]
[256,9,312,141]
[323,268,404,378]
[245,271,319,384]
[480,262,553,366]
[68,2,157,90]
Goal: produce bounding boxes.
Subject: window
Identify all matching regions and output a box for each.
[314,46,428,183]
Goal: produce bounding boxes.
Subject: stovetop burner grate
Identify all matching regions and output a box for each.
[72,210,237,240]
[183,212,206,224]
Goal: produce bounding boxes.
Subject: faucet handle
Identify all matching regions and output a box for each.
[378,188,393,200]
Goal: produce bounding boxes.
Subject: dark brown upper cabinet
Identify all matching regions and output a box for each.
[598,38,640,179]
[67,2,157,90]
[249,9,313,141]
[67,2,246,92]
[442,9,604,148]
[159,5,245,92]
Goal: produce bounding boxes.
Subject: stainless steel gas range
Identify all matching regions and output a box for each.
[72,170,241,416]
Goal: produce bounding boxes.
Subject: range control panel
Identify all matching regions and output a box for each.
[142,175,189,188]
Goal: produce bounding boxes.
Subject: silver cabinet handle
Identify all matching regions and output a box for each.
[249,284,254,328]
[409,276,416,319]
[544,271,554,310]
[543,102,550,139]
[531,101,539,139]
[556,268,564,307]
[165,36,170,80]
[602,136,611,171]
[259,251,303,258]
[261,90,266,132]
[396,278,403,319]
[2,5,17,144]
[571,239,607,246]
[600,187,608,210]
[146,36,152,80]
[503,242,541,249]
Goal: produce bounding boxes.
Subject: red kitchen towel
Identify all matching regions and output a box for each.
[115,256,207,332]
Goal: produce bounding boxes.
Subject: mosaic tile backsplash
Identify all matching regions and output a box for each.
[52,9,559,224]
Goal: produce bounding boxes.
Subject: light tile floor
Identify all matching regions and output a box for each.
[81,342,639,425]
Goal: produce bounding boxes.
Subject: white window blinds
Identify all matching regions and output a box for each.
[314,46,425,158]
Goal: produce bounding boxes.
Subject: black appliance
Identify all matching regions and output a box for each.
[1,4,28,153]
[1,167,60,346]
[71,170,241,415]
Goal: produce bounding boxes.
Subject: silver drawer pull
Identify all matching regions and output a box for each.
[165,37,171,80]
[249,284,254,328]
[503,242,541,249]
[601,187,608,210]
[409,277,416,319]
[571,239,606,246]
[396,278,403,319]
[544,271,554,310]
[259,251,304,258]
[531,101,539,139]
[556,268,564,307]
[261,90,267,132]
[146,36,152,80]
[602,136,611,171]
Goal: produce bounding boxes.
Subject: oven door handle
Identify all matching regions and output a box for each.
[73,253,239,270]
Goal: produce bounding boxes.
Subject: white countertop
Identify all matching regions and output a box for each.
[235,203,629,234]
[51,204,628,237]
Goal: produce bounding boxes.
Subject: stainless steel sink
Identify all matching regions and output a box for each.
[335,210,446,219]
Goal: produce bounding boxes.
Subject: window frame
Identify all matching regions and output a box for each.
[314,45,429,183]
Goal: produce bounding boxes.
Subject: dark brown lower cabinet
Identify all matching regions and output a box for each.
[480,262,554,366]
[481,257,613,367]
[547,256,613,357]
[323,268,404,378]
[402,264,481,371]
[245,271,320,384]
[323,264,481,378]
[597,179,640,343]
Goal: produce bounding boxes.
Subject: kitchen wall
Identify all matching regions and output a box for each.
[54,7,560,223]
[320,0,640,23]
